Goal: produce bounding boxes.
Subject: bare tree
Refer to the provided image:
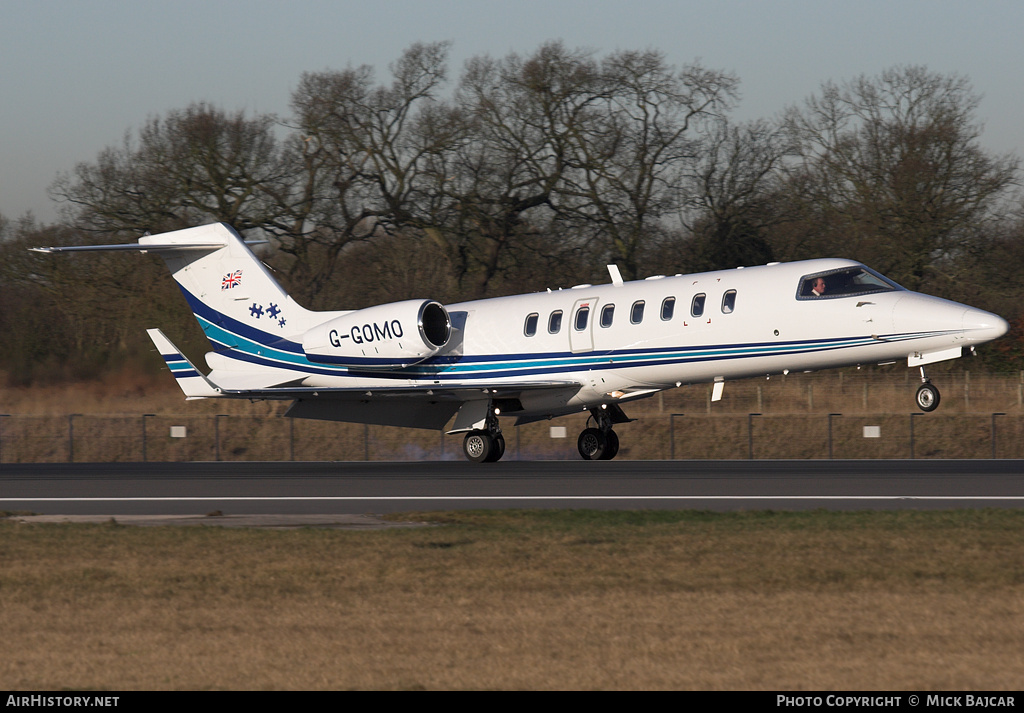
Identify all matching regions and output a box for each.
[784,66,1018,290]
[680,118,794,270]
[446,44,738,288]
[287,42,461,303]
[555,50,738,278]
[49,103,292,238]
[438,42,602,295]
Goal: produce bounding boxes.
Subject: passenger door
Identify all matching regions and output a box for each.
[569,297,597,353]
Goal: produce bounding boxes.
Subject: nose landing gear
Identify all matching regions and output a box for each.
[915,367,941,412]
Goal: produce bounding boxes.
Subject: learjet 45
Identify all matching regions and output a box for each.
[33,222,1009,462]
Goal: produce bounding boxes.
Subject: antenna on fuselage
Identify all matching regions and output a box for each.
[607,265,623,287]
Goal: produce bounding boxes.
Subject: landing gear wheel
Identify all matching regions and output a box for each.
[916,383,940,412]
[578,427,607,460]
[600,430,619,460]
[463,431,494,463]
[486,432,506,462]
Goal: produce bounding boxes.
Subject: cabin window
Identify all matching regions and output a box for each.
[722,290,737,314]
[691,293,706,317]
[797,266,902,300]
[574,306,590,331]
[600,304,615,328]
[524,313,539,337]
[630,300,645,324]
[548,310,563,334]
[661,297,675,321]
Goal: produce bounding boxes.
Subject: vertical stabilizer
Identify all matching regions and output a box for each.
[137,223,323,354]
[140,223,316,339]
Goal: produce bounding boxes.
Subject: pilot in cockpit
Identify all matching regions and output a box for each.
[810,276,827,296]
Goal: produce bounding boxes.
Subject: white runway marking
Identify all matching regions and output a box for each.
[5,496,1024,502]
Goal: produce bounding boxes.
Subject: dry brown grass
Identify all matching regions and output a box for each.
[2,510,1022,690]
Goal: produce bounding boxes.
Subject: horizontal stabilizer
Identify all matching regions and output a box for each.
[30,240,266,254]
[31,243,222,254]
[146,329,220,399]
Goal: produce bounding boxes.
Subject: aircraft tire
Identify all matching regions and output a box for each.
[463,431,494,463]
[599,430,619,460]
[577,427,607,460]
[485,433,506,462]
[915,383,940,412]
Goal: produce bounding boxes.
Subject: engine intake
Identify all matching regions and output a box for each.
[302,299,451,369]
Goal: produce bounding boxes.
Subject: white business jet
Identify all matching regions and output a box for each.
[33,222,1008,462]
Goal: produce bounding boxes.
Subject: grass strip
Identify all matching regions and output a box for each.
[2,509,1022,690]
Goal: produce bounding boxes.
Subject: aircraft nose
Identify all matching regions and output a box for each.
[962,308,1010,343]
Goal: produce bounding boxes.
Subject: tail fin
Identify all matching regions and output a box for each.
[135,223,321,345]
[32,222,323,345]
[32,222,346,382]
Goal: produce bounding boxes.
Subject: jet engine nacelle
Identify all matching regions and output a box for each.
[302,299,451,369]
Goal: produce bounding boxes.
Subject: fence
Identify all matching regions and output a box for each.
[1,411,1022,462]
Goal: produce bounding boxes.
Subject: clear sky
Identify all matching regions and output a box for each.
[2,0,1022,223]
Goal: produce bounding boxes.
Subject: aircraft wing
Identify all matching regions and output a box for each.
[280,381,583,430]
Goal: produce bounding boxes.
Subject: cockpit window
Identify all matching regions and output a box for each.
[797,266,902,300]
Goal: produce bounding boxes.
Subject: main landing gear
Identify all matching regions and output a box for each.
[462,430,505,463]
[577,408,621,461]
[460,403,630,462]
[462,408,506,463]
[914,367,941,412]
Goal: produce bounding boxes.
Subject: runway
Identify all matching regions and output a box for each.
[3,460,1024,518]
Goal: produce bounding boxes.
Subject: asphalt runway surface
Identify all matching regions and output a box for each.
[3,460,1024,525]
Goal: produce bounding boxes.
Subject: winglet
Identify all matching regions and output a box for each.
[146,329,220,399]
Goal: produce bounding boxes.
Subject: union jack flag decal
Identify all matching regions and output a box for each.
[221,270,243,290]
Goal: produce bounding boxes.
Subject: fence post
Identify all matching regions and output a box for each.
[0,414,7,464]
[748,413,761,460]
[828,413,841,460]
[289,417,295,462]
[68,414,80,463]
[909,413,921,459]
[669,413,685,460]
[991,413,1005,459]
[215,414,228,461]
[142,414,155,463]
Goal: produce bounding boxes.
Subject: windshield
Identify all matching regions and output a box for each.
[797,266,902,300]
